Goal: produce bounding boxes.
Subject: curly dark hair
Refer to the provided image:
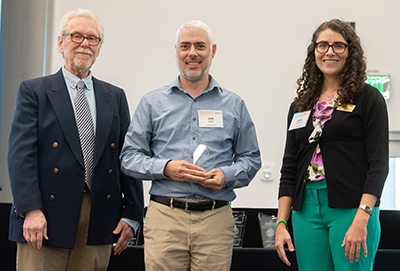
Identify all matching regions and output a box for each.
[295,19,367,111]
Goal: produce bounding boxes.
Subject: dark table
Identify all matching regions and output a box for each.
[2,204,400,271]
[107,246,399,271]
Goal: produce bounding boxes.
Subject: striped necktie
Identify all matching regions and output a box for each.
[75,80,95,191]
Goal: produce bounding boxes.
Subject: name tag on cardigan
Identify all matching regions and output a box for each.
[337,104,356,112]
[289,110,311,131]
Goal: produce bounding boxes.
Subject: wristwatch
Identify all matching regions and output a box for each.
[359,205,372,216]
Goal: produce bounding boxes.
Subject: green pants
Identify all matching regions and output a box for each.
[292,180,380,271]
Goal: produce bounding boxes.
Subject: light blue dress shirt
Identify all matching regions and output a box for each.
[62,67,139,233]
[120,75,261,201]
[62,67,96,132]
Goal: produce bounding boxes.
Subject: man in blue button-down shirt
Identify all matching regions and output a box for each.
[121,20,261,271]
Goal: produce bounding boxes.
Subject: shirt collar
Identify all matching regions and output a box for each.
[62,66,93,91]
[168,74,223,95]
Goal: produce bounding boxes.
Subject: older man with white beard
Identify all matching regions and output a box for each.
[120,20,261,271]
[8,9,143,271]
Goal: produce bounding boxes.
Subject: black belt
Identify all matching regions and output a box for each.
[150,195,229,211]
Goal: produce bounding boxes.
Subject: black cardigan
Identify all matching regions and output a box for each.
[279,84,389,210]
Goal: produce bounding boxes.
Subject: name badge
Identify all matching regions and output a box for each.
[198,110,223,128]
[289,110,311,131]
[337,104,356,112]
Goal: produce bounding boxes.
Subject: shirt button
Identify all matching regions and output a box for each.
[108,169,113,174]
[193,118,196,121]
[53,142,58,148]
[192,137,195,140]
[53,168,59,174]
[107,195,111,200]
[49,195,55,201]
[111,143,116,149]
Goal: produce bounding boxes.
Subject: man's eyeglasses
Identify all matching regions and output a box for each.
[63,32,101,46]
[315,42,348,54]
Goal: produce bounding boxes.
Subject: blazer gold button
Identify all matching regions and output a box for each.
[111,143,116,149]
[49,195,55,200]
[53,168,59,174]
[107,195,111,200]
[108,169,112,174]
[53,142,58,148]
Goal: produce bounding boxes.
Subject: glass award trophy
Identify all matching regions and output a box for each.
[232,211,247,247]
[192,141,215,172]
[193,143,212,171]
[193,144,208,165]
[258,212,276,248]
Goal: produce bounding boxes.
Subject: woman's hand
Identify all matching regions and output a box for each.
[275,222,295,266]
[342,194,377,263]
[341,209,370,263]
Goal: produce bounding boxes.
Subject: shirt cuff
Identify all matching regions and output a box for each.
[220,166,235,188]
[153,159,171,179]
[121,218,140,234]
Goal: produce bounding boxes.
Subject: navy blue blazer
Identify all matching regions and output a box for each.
[8,69,144,248]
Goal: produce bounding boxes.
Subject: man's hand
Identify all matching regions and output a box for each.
[164,160,208,183]
[113,220,134,255]
[164,161,226,191]
[23,209,48,250]
[197,168,226,191]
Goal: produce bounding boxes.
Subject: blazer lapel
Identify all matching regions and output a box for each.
[46,69,84,167]
[92,77,114,168]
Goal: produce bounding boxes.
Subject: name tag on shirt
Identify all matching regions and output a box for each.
[288,110,311,131]
[198,110,223,127]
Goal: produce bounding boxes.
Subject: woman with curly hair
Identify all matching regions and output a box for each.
[275,19,389,271]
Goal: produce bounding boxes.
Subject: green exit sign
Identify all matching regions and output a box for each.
[365,75,390,99]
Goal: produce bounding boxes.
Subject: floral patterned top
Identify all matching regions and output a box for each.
[306,97,338,182]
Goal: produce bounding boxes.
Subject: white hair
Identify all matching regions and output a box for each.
[175,20,214,51]
[58,8,104,48]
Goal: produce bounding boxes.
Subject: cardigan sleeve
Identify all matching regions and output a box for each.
[279,102,299,198]
[360,84,389,199]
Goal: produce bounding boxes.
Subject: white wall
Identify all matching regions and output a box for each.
[49,0,400,208]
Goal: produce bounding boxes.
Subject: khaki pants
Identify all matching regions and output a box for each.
[16,192,112,271]
[144,199,235,271]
